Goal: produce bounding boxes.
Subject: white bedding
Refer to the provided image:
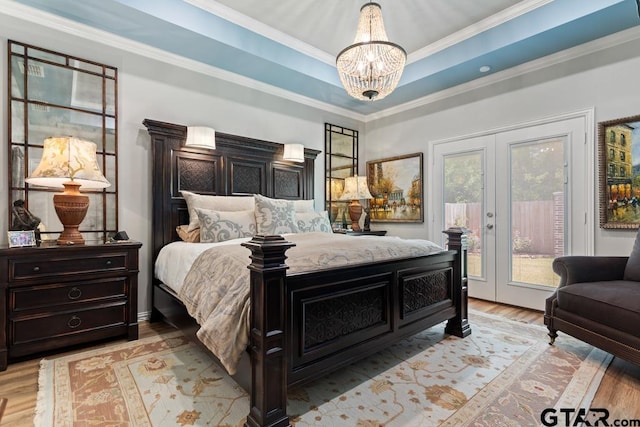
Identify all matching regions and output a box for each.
[155,238,252,293]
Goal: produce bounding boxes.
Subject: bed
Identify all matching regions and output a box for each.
[143,119,471,427]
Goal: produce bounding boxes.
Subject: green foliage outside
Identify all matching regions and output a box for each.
[444,139,564,203]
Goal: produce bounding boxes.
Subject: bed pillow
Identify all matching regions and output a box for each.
[195,208,256,243]
[254,194,299,234]
[182,190,255,231]
[296,211,332,233]
[293,199,315,213]
[176,224,200,243]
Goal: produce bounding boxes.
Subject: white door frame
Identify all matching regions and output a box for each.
[429,109,595,308]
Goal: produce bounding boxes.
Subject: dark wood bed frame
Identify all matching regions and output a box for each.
[143,119,471,427]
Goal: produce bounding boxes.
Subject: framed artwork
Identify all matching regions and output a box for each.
[599,114,640,229]
[8,230,36,248]
[366,152,424,223]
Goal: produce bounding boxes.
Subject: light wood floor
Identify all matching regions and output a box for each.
[0,299,638,426]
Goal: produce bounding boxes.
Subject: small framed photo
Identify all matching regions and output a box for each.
[8,230,37,248]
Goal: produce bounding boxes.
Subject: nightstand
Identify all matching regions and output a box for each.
[0,240,142,371]
[336,230,387,236]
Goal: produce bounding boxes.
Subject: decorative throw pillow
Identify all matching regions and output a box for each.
[254,194,299,234]
[176,224,200,243]
[182,190,255,231]
[296,211,332,233]
[195,208,256,243]
[624,229,640,280]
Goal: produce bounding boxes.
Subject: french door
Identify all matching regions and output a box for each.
[431,115,591,310]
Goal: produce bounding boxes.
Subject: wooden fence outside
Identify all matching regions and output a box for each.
[445,200,561,255]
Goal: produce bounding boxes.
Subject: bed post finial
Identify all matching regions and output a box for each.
[242,234,295,427]
[443,227,472,338]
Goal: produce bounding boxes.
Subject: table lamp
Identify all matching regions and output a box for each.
[339,175,373,231]
[25,137,110,245]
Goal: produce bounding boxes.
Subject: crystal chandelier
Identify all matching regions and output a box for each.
[336,2,406,101]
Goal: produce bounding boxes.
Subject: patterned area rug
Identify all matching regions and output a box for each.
[35,311,611,426]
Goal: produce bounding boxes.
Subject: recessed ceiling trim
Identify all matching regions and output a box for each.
[184,0,336,65]
[5,0,637,119]
[0,0,366,121]
[367,25,640,122]
[408,0,553,63]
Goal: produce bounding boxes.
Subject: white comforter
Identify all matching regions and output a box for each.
[155,232,444,374]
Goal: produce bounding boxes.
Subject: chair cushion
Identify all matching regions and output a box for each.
[624,229,640,281]
[556,280,640,337]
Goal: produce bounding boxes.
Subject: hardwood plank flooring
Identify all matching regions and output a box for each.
[0,299,637,426]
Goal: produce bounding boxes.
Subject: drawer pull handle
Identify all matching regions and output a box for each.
[106,260,112,266]
[33,266,40,272]
[68,287,82,300]
[67,316,82,329]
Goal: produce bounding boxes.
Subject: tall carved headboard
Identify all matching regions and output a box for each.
[143,119,320,261]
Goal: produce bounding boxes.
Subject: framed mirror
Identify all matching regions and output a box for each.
[8,40,118,242]
[324,123,358,229]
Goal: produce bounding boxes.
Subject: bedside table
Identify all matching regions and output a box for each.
[0,240,142,371]
[336,230,387,236]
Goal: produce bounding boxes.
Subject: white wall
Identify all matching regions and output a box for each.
[363,30,640,256]
[0,11,364,317]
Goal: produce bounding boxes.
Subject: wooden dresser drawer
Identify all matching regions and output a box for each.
[0,241,141,371]
[9,253,127,281]
[10,303,127,346]
[11,278,127,312]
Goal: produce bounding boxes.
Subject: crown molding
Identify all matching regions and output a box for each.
[2,0,636,124]
[184,0,336,65]
[408,0,553,63]
[367,25,640,122]
[0,0,366,122]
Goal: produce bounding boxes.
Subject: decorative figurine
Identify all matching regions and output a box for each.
[11,199,41,239]
[363,208,371,231]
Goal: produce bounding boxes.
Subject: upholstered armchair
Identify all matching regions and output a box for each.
[545,242,640,366]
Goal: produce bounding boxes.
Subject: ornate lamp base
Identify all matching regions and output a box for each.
[53,182,89,245]
[348,200,363,232]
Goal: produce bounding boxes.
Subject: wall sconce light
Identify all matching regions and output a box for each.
[185,126,216,150]
[283,143,305,162]
[25,137,110,245]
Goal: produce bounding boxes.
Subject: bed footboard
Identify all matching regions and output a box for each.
[242,228,469,427]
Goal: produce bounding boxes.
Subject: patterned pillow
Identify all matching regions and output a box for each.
[254,194,299,234]
[195,208,256,243]
[182,191,255,231]
[296,211,332,233]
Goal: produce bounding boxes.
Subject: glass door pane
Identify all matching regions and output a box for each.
[444,151,483,278]
[509,138,564,288]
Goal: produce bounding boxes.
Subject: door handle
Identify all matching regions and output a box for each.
[486,224,494,229]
